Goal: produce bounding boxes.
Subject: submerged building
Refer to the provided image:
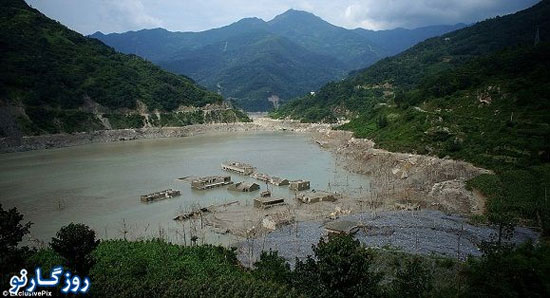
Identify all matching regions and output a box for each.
[251,172,270,183]
[251,172,289,186]
[191,176,233,190]
[270,177,289,186]
[140,189,181,203]
[254,197,285,209]
[228,181,260,192]
[297,190,337,204]
[221,161,255,175]
[289,180,311,191]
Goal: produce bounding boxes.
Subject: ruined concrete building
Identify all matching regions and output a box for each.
[191,176,233,190]
[297,190,337,204]
[254,197,285,209]
[270,177,289,186]
[289,180,311,191]
[221,161,255,175]
[251,172,289,186]
[140,189,181,203]
[228,181,260,192]
[251,172,270,182]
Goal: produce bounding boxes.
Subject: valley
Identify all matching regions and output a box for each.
[91,11,465,111]
[1,117,536,261]
[1,0,548,297]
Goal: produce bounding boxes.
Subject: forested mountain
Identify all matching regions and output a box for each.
[158,29,346,111]
[273,1,550,232]
[265,9,383,67]
[0,0,247,136]
[354,23,467,56]
[91,10,462,111]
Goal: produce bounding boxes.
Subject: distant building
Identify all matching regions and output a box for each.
[228,181,260,192]
[191,176,233,190]
[289,180,310,191]
[221,161,255,175]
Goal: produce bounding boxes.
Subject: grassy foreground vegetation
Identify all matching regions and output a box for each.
[272,1,550,235]
[2,205,549,297]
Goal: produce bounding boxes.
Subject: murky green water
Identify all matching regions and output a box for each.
[0,132,369,245]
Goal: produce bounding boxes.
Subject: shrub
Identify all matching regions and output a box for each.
[50,223,100,275]
[0,204,33,286]
[391,257,433,298]
[253,250,291,284]
[292,234,383,298]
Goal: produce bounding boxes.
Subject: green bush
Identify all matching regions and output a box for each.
[390,257,433,298]
[88,240,296,297]
[292,234,383,298]
[50,223,100,275]
[0,204,33,287]
[253,250,291,284]
[463,241,550,297]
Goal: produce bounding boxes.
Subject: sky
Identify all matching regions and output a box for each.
[25,0,541,35]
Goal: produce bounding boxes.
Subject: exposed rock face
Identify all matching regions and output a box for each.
[429,179,484,215]
[262,216,277,230]
[312,129,491,215]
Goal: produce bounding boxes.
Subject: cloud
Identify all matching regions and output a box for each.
[339,0,540,29]
[100,0,163,30]
[25,0,540,34]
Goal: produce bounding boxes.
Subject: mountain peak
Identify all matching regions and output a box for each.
[90,31,104,37]
[269,9,324,25]
[280,9,315,17]
[234,17,266,26]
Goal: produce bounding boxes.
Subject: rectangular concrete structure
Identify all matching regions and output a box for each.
[254,197,285,209]
[270,177,289,186]
[297,190,337,204]
[251,172,270,182]
[221,161,255,175]
[289,180,311,191]
[191,176,233,190]
[140,189,181,203]
[251,172,289,186]
[228,181,260,192]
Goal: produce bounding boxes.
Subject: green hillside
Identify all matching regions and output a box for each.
[354,24,467,56]
[273,1,550,233]
[0,0,233,136]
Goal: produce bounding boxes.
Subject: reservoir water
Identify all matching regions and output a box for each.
[0,132,369,245]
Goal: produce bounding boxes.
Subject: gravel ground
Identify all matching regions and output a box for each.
[237,210,538,266]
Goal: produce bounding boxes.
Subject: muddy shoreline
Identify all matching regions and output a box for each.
[5,117,520,261]
[2,117,492,217]
[0,118,331,153]
[310,130,491,215]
